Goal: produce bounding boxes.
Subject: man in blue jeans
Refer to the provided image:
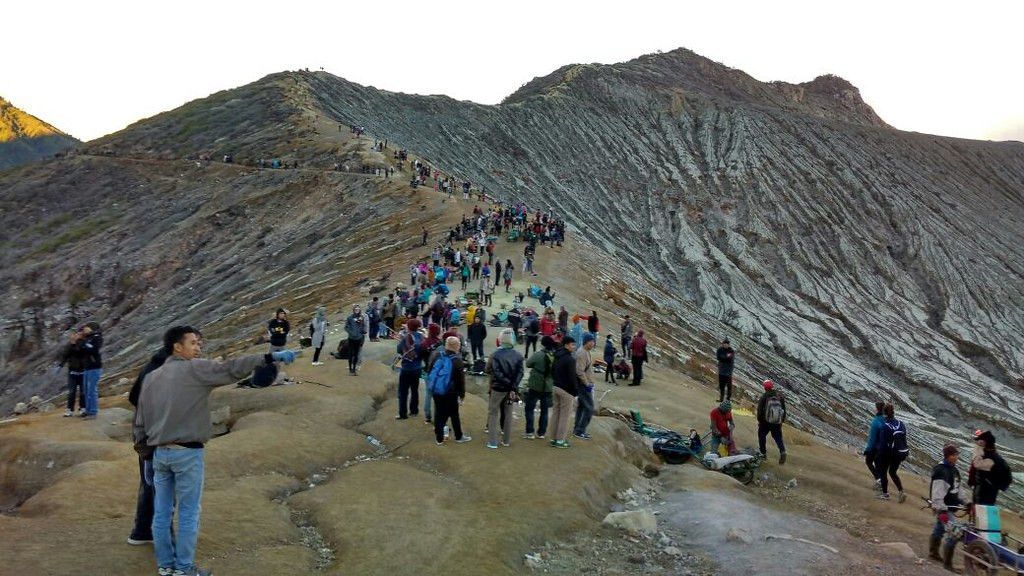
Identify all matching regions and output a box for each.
[572,333,597,440]
[81,322,104,419]
[134,326,297,576]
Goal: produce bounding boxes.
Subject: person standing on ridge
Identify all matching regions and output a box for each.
[485,329,524,449]
[603,333,617,384]
[309,306,328,365]
[134,326,297,576]
[630,330,648,386]
[716,338,734,402]
[523,335,555,439]
[863,401,886,490]
[572,333,597,440]
[875,403,909,502]
[549,336,579,449]
[756,380,787,464]
[344,304,369,375]
[928,444,965,568]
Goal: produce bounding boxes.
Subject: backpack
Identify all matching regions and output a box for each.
[991,454,1013,492]
[427,352,454,394]
[882,420,909,454]
[400,333,423,363]
[765,395,785,425]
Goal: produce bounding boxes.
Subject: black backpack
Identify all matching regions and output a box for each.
[881,420,909,455]
[991,454,1014,492]
[251,363,278,388]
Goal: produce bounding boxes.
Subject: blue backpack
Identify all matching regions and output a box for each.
[450,308,462,325]
[428,353,454,395]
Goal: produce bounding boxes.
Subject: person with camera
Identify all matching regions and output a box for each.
[134,326,297,576]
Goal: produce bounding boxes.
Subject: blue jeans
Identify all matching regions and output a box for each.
[523,389,551,436]
[573,386,594,435]
[153,447,205,572]
[83,368,102,415]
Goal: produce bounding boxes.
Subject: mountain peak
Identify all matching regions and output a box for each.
[0,97,69,142]
[0,97,78,171]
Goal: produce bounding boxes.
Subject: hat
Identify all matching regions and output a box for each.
[541,335,555,349]
[719,401,732,413]
[582,333,596,345]
[562,336,576,346]
[977,431,996,450]
[942,444,960,459]
[763,379,774,391]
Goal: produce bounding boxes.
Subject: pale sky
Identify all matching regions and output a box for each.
[3,0,1022,143]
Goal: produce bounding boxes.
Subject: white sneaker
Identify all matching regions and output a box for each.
[456,435,472,443]
[523,433,536,439]
[63,410,73,417]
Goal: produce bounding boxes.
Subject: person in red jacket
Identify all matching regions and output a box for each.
[710,401,737,455]
[539,311,557,337]
[629,330,648,386]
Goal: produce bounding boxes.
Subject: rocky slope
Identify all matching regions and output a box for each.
[3,47,1023,474]
[0,97,79,171]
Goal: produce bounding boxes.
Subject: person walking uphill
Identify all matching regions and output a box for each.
[426,336,471,445]
[134,326,297,576]
[630,330,648,386]
[309,306,328,365]
[756,380,787,464]
[875,403,909,502]
[344,304,369,374]
[485,329,524,449]
[523,336,556,439]
[716,339,734,402]
[929,444,965,569]
[396,318,424,419]
[573,333,597,440]
[550,336,579,448]
[863,401,886,490]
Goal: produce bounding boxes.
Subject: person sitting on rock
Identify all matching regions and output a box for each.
[709,401,737,456]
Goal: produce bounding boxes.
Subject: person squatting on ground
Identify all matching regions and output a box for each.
[344,304,369,374]
[716,338,734,402]
[755,379,787,465]
[874,403,909,502]
[710,401,737,455]
[863,401,886,490]
[396,318,424,419]
[133,326,297,576]
[309,306,328,365]
[928,444,965,569]
[425,336,471,445]
[523,335,556,439]
[549,336,579,448]
[572,333,596,440]
[485,329,524,449]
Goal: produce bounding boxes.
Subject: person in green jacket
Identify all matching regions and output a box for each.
[522,335,556,439]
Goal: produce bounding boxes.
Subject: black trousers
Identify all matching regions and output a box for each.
[433,394,464,442]
[66,372,85,411]
[604,363,616,383]
[312,347,323,363]
[470,340,484,360]
[875,452,906,494]
[348,338,364,372]
[130,454,155,540]
[398,370,420,417]
[718,374,732,401]
[631,358,644,385]
[524,335,538,356]
[864,451,879,479]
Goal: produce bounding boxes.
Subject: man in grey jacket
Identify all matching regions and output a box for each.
[485,329,524,449]
[344,304,369,374]
[134,326,296,576]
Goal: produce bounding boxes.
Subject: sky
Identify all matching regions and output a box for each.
[3,0,1022,142]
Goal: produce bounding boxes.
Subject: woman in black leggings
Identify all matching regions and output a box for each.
[875,403,908,502]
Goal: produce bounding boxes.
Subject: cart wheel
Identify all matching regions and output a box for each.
[659,452,692,465]
[962,539,998,576]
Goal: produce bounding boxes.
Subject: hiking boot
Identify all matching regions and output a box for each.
[897,491,906,503]
[486,443,499,449]
[523,433,536,439]
[127,536,153,545]
[779,452,787,465]
[172,567,212,576]
[877,493,890,500]
[455,435,472,443]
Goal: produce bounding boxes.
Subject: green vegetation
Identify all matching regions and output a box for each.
[29,214,115,256]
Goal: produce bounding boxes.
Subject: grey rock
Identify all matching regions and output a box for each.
[602,510,658,535]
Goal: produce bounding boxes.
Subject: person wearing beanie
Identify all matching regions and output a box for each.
[863,401,886,490]
[716,338,734,402]
[572,332,597,440]
[425,336,471,445]
[709,401,737,456]
[875,403,909,502]
[969,430,1010,506]
[484,328,524,449]
[603,334,617,384]
[629,330,648,386]
[549,337,579,448]
[523,335,556,439]
[420,323,444,424]
[395,318,424,419]
[755,379,788,465]
[929,444,965,567]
